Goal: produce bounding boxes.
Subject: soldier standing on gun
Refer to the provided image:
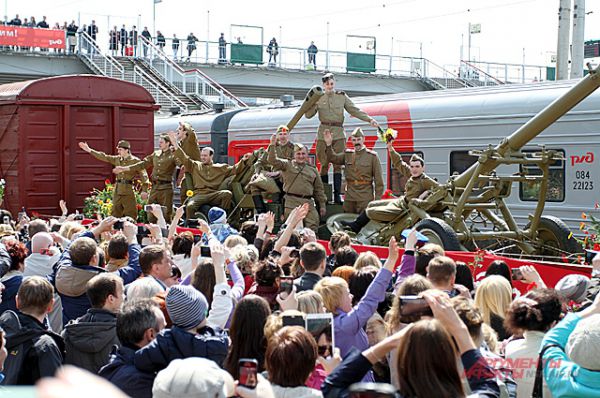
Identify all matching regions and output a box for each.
[304,72,379,204]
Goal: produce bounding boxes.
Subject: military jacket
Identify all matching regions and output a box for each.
[305,90,372,141]
[254,142,295,173]
[267,144,326,208]
[128,149,178,190]
[327,146,384,200]
[389,147,438,200]
[179,129,201,161]
[90,150,149,195]
[174,147,242,194]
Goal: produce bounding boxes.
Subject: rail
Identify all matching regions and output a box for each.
[460,60,505,86]
[131,64,188,113]
[463,60,548,84]
[418,59,471,89]
[138,36,246,109]
[76,32,124,79]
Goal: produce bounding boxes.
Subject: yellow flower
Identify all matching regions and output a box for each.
[582,212,588,219]
[580,222,586,231]
[97,200,104,205]
[186,190,194,197]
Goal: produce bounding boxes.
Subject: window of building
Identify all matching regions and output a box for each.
[519,149,565,202]
[389,151,424,196]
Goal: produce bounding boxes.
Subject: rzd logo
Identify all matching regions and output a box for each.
[49,39,63,45]
[570,152,594,166]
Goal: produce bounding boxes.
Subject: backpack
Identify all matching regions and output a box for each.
[0,310,55,385]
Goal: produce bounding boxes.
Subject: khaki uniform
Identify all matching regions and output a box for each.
[267,144,326,231]
[90,150,149,219]
[178,129,201,204]
[326,145,384,213]
[128,149,178,221]
[174,147,242,219]
[247,142,295,195]
[366,147,438,223]
[305,90,372,175]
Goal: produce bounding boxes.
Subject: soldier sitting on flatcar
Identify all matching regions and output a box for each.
[342,141,438,233]
[246,125,295,213]
[267,134,326,232]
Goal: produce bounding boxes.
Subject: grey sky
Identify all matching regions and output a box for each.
[7,0,600,69]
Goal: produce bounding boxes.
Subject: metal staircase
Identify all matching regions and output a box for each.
[416,59,473,90]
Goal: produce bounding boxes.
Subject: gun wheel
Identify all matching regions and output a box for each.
[414,217,461,251]
[527,215,582,256]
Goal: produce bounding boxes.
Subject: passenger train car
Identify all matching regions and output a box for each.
[155,80,600,234]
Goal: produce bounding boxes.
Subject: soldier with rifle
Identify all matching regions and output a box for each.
[174,122,201,207]
[342,141,438,233]
[304,72,379,204]
[324,127,384,213]
[267,133,326,231]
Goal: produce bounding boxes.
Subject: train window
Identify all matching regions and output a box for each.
[450,151,478,175]
[389,151,424,196]
[519,149,565,202]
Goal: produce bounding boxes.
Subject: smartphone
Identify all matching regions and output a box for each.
[305,313,335,358]
[511,268,524,281]
[349,382,396,398]
[17,207,27,221]
[282,314,305,328]
[137,225,150,237]
[200,245,211,257]
[74,214,84,221]
[289,248,300,258]
[238,358,258,389]
[113,220,124,230]
[193,234,202,244]
[253,214,260,222]
[144,204,153,212]
[399,296,432,317]
[279,276,294,295]
[1,215,10,225]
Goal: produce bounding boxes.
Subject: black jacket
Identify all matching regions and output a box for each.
[99,345,155,398]
[134,325,228,372]
[294,272,322,292]
[0,310,64,385]
[62,308,119,373]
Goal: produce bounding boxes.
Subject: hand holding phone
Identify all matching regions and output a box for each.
[511,267,524,281]
[278,276,294,296]
[113,220,124,230]
[238,359,258,389]
[399,296,433,317]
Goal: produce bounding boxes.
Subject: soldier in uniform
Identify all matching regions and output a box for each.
[113,134,178,222]
[304,72,379,204]
[167,131,248,220]
[324,127,384,213]
[173,122,202,206]
[342,142,439,233]
[267,133,326,231]
[79,140,149,220]
[247,125,295,213]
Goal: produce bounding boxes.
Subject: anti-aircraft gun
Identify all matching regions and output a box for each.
[328,64,600,258]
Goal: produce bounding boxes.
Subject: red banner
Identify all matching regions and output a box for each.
[0,26,66,49]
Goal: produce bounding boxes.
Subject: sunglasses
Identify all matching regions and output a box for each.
[318,345,331,357]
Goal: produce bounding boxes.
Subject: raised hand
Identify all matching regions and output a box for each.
[78,142,91,153]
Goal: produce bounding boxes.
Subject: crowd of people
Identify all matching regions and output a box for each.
[0,196,599,396]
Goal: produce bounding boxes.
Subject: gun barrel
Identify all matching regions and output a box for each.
[454,64,600,188]
[286,85,324,132]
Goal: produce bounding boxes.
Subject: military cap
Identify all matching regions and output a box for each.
[351,127,364,138]
[410,154,424,164]
[294,143,308,152]
[276,125,289,133]
[160,134,171,144]
[322,72,335,83]
[117,140,131,149]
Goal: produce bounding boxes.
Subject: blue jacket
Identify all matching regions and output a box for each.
[542,313,600,397]
[52,231,142,324]
[134,325,228,372]
[0,273,22,314]
[98,345,155,398]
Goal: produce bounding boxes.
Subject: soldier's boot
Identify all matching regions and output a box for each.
[341,210,369,233]
[321,174,328,185]
[252,195,268,214]
[333,173,343,204]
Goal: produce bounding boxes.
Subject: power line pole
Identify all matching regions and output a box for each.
[571,0,585,78]
[557,0,572,80]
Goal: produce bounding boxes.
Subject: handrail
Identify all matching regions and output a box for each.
[460,60,505,85]
[420,59,472,89]
[132,64,188,113]
[77,31,124,79]
[138,35,247,108]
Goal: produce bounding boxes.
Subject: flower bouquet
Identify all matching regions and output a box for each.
[377,126,398,144]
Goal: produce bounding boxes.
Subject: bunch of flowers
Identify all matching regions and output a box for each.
[377,127,398,144]
[381,189,396,200]
[571,203,600,252]
[83,179,148,223]
[0,178,5,203]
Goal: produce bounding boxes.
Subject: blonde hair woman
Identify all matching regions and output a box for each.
[354,251,381,270]
[474,275,512,340]
[297,290,325,314]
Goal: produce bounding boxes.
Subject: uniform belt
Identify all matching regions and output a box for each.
[116,179,133,185]
[153,179,172,185]
[285,192,312,199]
[321,121,343,127]
[347,180,372,185]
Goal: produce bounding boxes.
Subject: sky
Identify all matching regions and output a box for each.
[6,0,600,69]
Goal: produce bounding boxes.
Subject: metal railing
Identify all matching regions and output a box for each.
[131,64,188,112]
[76,32,124,79]
[138,36,246,109]
[462,60,547,84]
[459,60,505,86]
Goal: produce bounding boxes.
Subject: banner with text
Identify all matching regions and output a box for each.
[0,26,66,49]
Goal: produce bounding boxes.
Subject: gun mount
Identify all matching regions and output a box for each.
[329,64,600,259]
[286,85,324,132]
